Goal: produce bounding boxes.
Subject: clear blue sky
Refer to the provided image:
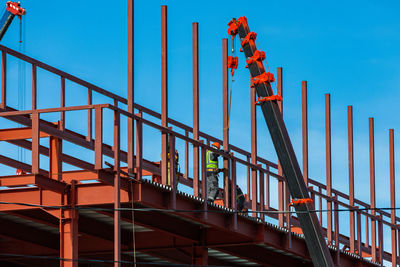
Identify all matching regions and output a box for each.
[1,0,400,258]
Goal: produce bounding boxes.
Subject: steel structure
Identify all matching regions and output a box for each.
[0,2,398,267]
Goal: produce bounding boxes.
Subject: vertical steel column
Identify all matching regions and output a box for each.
[185,131,189,179]
[246,156,250,202]
[265,165,270,210]
[325,94,332,244]
[127,0,135,173]
[251,84,257,217]
[60,180,78,267]
[378,215,384,264]
[201,145,207,220]
[87,89,92,142]
[161,5,168,185]
[348,106,355,252]
[192,22,200,196]
[369,118,377,262]
[223,38,230,207]
[49,134,62,181]
[356,210,362,256]
[277,67,285,226]
[1,51,6,109]
[94,108,103,170]
[169,135,176,209]
[259,165,264,221]
[31,112,40,174]
[32,64,37,110]
[114,111,121,267]
[231,157,237,229]
[60,77,65,130]
[389,129,397,267]
[135,113,143,180]
[302,81,308,185]
[334,195,340,266]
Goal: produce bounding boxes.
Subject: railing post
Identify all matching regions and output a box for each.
[369,117,377,262]
[378,215,383,265]
[231,157,237,230]
[356,209,362,256]
[192,22,200,196]
[325,94,333,245]
[389,129,397,267]
[277,67,284,227]
[201,144,207,220]
[348,106,355,252]
[265,165,270,210]
[169,134,176,209]
[32,64,37,110]
[161,5,168,186]
[334,195,340,266]
[31,112,40,174]
[60,77,65,130]
[113,110,121,267]
[1,51,6,110]
[302,81,308,185]
[94,107,103,170]
[258,165,264,221]
[135,112,143,180]
[127,0,135,174]
[87,89,92,142]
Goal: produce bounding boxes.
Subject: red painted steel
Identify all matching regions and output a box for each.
[0,9,397,265]
[114,111,121,266]
[390,129,397,267]
[60,77,65,129]
[325,94,333,245]
[348,106,355,252]
[32,64,37,110]
[1,51,5,109]
[277,67,284,227]
[127,0,134,174]
[136,112,143,180]
[223,38,230,207]
[192,23,200,197]
[369,118,377,261]
[251,83,257,217]
[302,81,308,185]
[161,5,168,186]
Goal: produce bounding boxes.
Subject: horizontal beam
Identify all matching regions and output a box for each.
[0,127,49,141]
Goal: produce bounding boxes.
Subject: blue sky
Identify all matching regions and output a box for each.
[1,0,400,259]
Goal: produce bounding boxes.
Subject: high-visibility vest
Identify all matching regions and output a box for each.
[206,150,218,170]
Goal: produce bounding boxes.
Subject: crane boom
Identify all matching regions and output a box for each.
[228,17,335,267]
[0,1,25,41]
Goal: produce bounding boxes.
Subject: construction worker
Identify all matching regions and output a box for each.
[167,148,179,187]
[236,185,245,211]
[206,142,226,202]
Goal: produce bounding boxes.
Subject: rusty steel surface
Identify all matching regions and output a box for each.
[0,5,397,267]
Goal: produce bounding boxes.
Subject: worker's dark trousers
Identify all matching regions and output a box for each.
[206,171,219,201]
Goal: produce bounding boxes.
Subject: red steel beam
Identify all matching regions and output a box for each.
[31,112,40,174]
[60,181,78,267]
[325,94,333,244]
[302,81,308,185]
[113,111,121,266]
[1,51,6,109]
[135,112,143,180]
[277,67,284,226]
[222,38,230,207]
[348,106,355,252]
[127,0,135,174]
[60,77,65,129]
[0,127,49,141]
[390,129,397,267]
[369,118,376,262]
[193,22,200,196]
[161,5,168,185]
[32,64,37,110]
[250,84,257,216]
